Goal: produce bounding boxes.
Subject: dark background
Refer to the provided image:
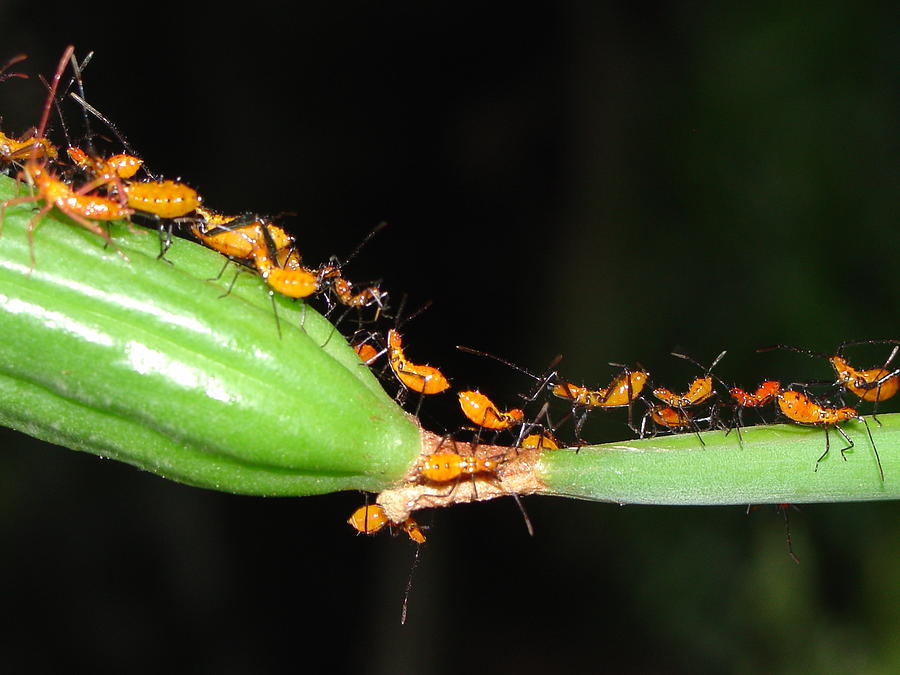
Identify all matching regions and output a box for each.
[1,2,897,672]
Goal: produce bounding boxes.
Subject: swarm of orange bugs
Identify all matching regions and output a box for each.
[1,48,895,553]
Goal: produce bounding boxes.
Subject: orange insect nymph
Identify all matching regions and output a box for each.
[122,179,201,219]
[316,262,386,310]
[68,147,143,180]
[648,405,693,429]
[253,244,319,299]
[829,356,900,402]
[776,390,857,426]
[1,132,57,164]
[520,432,559,450]
[653,377,714,408]
[729,380,781,407]
[2,159,133,264]
[347,504,426,544]
[417,451,497,483]
[457,390,524,430]
[387,329,450,395]
[0,47,132,263]
[775,389,882,480]
[653,350,726,408]
[347,504,389,534]
[552,369,648,407]
[400,519,427,544]
[600,370,649,406]
[354,341,380,363]
[190,208,290,260]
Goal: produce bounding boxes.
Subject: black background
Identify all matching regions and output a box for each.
[1,2,897,673]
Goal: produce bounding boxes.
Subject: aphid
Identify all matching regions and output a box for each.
[387,329,450,396]
[758,341,900,420]
[652,350,727,408]
[0,46,131,264]
[457,390,524,430]
[347,504,426,544]
[776,389,883,481]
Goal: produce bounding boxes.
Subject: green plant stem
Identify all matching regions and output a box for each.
[538,417,898,504]
[2,172,899,508]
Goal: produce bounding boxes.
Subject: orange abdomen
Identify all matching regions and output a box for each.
[125,180,201,218]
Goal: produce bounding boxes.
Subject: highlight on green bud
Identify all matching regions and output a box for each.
[0,173,421,496]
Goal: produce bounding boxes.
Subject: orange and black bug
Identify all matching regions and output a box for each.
[457,390,524,431]
[347,504,426,544]
[551,364,650,441]
[0,46,132,265]
[120,179,201,220]
[385,328,450,407]
[758,341,900,422]
[520,432,559,450]
[652,350,726,408]
[728,380,782,446]
[351,332,382,364]
[314,222,388,329]
[63,62,201,258]
[417,449,499,483]
[640,404,693,437]
[456,345,562,447]
[775,389,882,481]
[647,350,727,446]
[251,224,318,299]
[0,129,58,168]
[185,207,286,260]
[638,404,717,445]
[417,438,534,536]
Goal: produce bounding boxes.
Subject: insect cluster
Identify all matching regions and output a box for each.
[1,49,895,551]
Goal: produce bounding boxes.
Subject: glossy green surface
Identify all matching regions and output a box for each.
[0,173,420,495]
[540,415,899,504]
